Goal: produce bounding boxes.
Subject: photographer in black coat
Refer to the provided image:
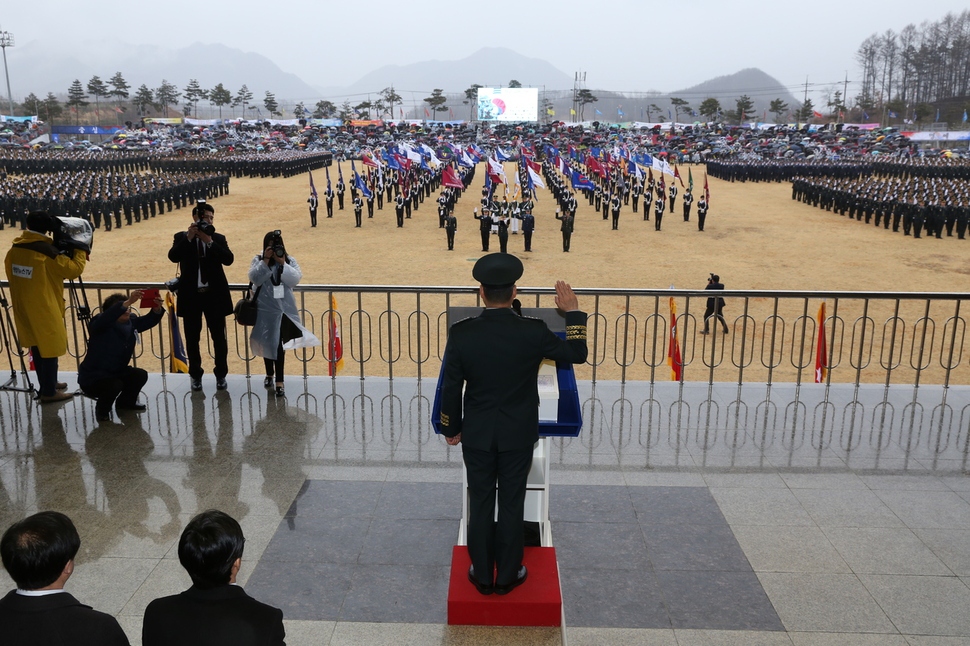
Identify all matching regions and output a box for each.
[79,290,164,422]
[702,274,729,335]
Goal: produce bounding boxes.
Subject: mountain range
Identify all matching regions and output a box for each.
[7,43,799,119]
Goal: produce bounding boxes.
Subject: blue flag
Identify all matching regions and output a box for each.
[964,110,968,123]
[595,109,602,116]
[570,169,595,191]
[351,161,372,199]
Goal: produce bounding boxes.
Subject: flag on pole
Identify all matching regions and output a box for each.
[327,295,344,376]
[441,165,464,189]
[703,173,710,203]
[964,109,968,123]
[688,167,694,192]
[351,161,372,198]
[814,302,827,383]
[166,292,189,374]
[308,169,318,197]
[667,297,683,381]
[325,166,331,190]
[674,166,684,187]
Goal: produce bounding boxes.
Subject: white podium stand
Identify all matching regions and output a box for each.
[457,437,553,547]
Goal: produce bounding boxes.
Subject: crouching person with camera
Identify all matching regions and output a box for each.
[4,212,87,402]
[248,230,319,398]
[79,290,164,422]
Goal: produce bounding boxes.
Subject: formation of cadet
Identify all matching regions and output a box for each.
[792,174,970,239]
[708,157,970,184]
[0,170,228,231]
[148,149,333,178]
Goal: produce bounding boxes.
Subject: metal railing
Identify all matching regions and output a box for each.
[1,281,968,389]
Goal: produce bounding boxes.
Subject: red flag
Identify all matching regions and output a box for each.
[585,154,606,178]
[442,165,464,189]
[703,173,710,203]
[328,295,344,376]
[814,302,827,383]
[812,110,823,118]
[424,107,430,118]
[674,166,684,187]
[667,297,683,381]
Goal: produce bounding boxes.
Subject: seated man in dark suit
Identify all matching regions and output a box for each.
[142,510,285,646]
[0,511,130,645]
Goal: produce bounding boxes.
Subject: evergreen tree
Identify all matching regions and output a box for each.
[208,83,232,120]
[734,95,755,123]
[22,93,42,116]
[313,100,336,118]
[769,98,789,123]
[234,85,253,118]
[87,75,110,126]
[699,98,721,121]
[109,72,130,106]
[796,98,816,121]
[183,79,208,118]
[133,84,156,116]
[463,84,483,120]
[575,89,597,121]
[424,89,448,118]
[67,79,89,125]
[508,80,522,88]
[379,86,402,120]
[263,91,280,117]
[42,93,63,124]
[154,79,180,117]
[670,97,690,122]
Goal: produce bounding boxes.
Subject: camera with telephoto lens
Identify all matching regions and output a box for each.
[194,200,215,236]
[270,230,285,258]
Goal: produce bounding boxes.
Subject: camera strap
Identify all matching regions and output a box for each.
[13,241,60,260]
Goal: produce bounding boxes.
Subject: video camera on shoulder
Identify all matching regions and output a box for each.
[50,216,94,254]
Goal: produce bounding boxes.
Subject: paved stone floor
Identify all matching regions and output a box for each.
[0,373,968,645]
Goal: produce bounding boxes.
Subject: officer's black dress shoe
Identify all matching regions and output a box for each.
[216,378,228,391]
[494,566,527,595]
[191,379,203,392]
[468,566,493,595]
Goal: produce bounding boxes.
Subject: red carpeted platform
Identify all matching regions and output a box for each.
[447,545,562,626]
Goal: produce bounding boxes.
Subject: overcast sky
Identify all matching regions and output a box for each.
[2,0,966,98]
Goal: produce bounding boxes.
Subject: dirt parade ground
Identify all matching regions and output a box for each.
[3,163,969,384]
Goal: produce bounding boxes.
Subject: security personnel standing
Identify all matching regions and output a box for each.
[682,189,693,222]
[307,193,318,227]
[697,196,708,231]
[654,194,665,231]
[475,208,493,252]
[336,177,346,210]
[668,182,678,213]
[521,209,535,252]
[366,191,375,218]
[395,194,406,227]
[352,194,363,228]
[610,193,621,230]
[325,184,335,218]
[556,209,574,252]
[445,210,457,250]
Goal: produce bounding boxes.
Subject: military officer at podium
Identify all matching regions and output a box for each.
[439,254,588,596]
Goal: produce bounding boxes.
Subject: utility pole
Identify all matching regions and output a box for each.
[842,72,849,124]
[0,29,14,117]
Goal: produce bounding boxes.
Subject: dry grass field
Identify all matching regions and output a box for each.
[3,164,969,384]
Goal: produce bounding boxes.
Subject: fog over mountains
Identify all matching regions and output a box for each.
[9,42,799,117]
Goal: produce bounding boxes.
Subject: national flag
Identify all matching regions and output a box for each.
[441,165,464,189]
[327,295,344,376]
[674,166,683,187]
[688,167,694,192]
[487,156,506,185]
[166,292,189,374]
[814,302,827,384]
[667,297,683,381]
[570,169,595,190]
[352,161,372,198]
[308,169,318,197]
[526,165,546,191]
[360,150,382,168]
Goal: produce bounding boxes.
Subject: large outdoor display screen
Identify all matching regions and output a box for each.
[476,87,538,122]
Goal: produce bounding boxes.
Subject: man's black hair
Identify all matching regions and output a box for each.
[177,510,245,589]
[191,202,215,219]
[25,211,53,234]
[482,285,515,305]
[102,293,127,313]
[0,511,81,590]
